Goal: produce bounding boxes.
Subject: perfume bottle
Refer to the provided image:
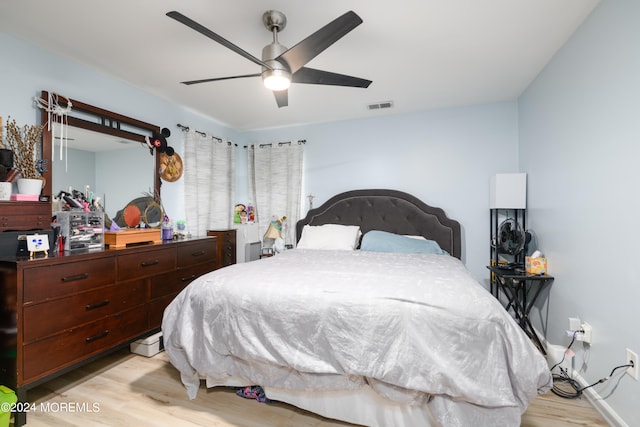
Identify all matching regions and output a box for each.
[161,216,173,240]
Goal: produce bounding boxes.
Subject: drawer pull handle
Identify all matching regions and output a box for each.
[86,330,109,343]
[191,250,206,257]
[181,274,197,282]
[141,259,160,267]
[85,300,110,310]
[62,273,89,282]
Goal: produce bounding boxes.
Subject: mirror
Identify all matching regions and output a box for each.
[40,91,162,224]
[52,126,156,219]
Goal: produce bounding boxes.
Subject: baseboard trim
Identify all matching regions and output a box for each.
[572,372,628,427]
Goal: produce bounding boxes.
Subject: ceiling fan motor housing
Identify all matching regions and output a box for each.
[261,11,291,85]
[262,42,288,70]
[262,42,291,89]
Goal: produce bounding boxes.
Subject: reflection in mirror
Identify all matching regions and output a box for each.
[52,126,155,219]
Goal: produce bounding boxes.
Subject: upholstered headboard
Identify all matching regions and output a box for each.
[296,189,462,259]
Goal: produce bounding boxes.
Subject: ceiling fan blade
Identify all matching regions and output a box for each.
[181,73,261,85]
[277,11,363,74]
[167,11,272,70]
[292,67,371,88]
[273,90,288,108]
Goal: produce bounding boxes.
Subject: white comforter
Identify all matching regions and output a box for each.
[162,249,552,422]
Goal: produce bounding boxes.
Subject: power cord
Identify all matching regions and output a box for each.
[550,330,635,399]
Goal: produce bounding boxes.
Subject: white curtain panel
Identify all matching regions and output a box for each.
[248,143,304,246]
[184,130,236,237]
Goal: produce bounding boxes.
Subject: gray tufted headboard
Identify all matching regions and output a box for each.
[296,189,462,259]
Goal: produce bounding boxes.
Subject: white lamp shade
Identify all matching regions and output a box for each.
[490,173,527,209]
[263,223,282,240]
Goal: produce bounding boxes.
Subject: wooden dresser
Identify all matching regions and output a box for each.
[0,201,50,232]
[207,229,237,268]
[0,236,217,425]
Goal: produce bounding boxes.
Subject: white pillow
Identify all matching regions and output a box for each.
[297,224,362,250]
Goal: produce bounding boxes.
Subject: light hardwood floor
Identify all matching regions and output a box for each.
[20,349,609,427]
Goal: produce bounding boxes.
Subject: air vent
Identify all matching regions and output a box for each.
[367,101,393,110]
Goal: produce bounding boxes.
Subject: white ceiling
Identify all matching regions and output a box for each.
[0,0,600,132]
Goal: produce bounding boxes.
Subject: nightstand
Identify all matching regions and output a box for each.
[487,265,554,354]
[207,229,237,268]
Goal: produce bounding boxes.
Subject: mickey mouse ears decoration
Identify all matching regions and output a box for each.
[145,127,175,156]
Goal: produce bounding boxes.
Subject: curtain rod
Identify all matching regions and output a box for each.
[243,140,307,148]
[177,123,237,146]
[177,123,206,137]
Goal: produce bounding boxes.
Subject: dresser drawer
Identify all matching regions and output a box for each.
[117,247,176,280]
[149,293,177,328]
[177,239,216,269]
[219,232,236,248]
[149,263,213,300]
[22,279,146,342]
[22,306,148,382]
[1,214,49,231]
[220,232,235,265]
[0,202,51,232]
[23,257,116,303]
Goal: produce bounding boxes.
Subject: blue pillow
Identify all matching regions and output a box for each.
[360,230,447,255]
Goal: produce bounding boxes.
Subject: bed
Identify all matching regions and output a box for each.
[162,189,552,427]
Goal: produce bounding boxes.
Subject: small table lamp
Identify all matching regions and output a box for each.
[262,222,282,257]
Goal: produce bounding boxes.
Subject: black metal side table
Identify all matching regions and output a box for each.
[487,265,554,355]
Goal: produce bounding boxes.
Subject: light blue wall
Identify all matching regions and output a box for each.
[95,147,156,218]
[51,147,95,197]
[519,0,639,424]
[241,103,520,280]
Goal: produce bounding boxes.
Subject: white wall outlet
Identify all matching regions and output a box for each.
[626,348,638,380]
[568,317,581,331]
[577,322,592,344]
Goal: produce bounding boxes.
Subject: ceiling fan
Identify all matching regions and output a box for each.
[166,10,372,108]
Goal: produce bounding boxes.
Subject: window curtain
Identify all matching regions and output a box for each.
[183,130,236,236]
[247,143,304,246]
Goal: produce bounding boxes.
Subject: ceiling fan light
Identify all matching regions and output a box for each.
[263,69,291,91]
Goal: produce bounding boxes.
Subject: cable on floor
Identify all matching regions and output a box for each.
[550,330,634,399]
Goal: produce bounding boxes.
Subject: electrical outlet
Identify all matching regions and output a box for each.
[568,317,581,331]
[576,322,592,344]
[626,348,638,380]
